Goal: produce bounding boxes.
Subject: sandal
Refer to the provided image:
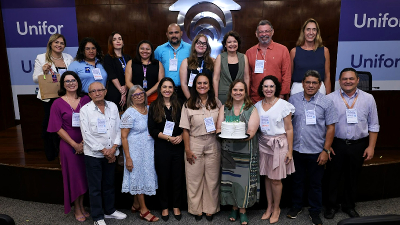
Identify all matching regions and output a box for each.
[229,209,238,222]
[131,205,140,213]
[75,214,86,222]
[140,210,159,222]
[239,212,249,225]
[82,211,90,218]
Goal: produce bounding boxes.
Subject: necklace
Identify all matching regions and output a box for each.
[133,104,147,114]
[262,97,277,105]
[51,55,63,60]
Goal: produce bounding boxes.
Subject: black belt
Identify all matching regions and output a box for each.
[335,136,368,145]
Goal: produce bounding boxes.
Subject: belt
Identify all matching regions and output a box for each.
[335,136,368,145]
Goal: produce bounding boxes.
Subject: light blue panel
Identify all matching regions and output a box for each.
[7,47,78,85]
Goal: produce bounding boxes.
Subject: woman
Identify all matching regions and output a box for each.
[290,18,331,95]
[69,37,107,94]
[32,33,74,161]
[148,77,184,221]
[47,71,90,221]
[180,34,214,99]
[104,31,132,111]
[213,31,250,104]
[120,85,159,222]
[125,40,164,105]
[255,75,295,224]
[216,80,260,225]
[180,74,222,222]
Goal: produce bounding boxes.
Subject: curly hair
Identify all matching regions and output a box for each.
[257,75,281,98]
[75,37,103,63]
[222,31,241,52]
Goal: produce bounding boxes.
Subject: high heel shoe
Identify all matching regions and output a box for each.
[131,205,140,213]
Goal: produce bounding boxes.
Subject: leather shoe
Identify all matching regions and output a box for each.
[324,208,337,219]
[174,214,182,221]
[194,214,203,221]
[161,214,169,222]
[342,208,360,218]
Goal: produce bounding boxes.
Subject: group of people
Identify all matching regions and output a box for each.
[32,18,379,225]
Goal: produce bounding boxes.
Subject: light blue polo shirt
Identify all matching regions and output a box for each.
[68,59,108,93]
[154,41,191,86]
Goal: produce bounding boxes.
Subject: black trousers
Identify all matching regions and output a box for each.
[154,145,184,209]
[42,99,60,161]
[326,137,369,210]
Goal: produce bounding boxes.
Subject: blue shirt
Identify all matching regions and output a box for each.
[68,59,108,93]
[327,89,379,140]
[154,41,191,86]
[289,91,338,154]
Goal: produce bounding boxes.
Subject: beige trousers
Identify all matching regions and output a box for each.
[185,134,221,215]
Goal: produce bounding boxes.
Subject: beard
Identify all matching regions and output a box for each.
[258,36,271,45]
[169,38,181,45]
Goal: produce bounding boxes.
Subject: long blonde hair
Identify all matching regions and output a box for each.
[296,18,323,51]
[45,34,66,64]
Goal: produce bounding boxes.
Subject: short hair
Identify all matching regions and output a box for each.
[88,82,105,92]
[296,18,323,50]
[339,67,359,79]
[107,31,124,58]
[127,85,147,107]
[257,20,273,31]
[132,40,157,64]
[58,71,84,97]
[75,37,103,63]
[258,75,281,98]
[302,70,321,82]
[45,34,66,64]
[222,31,241,52]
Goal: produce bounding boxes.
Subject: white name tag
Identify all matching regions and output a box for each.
[254,60,265,73]
[346,109,358,124]
[169,58,178,71]
[260,115,271,132]
[97,118,107,133]
[92,68,103,80]
[305,110,317,125]
[162,120,175,136]
[188,73,197,87]
[72,112,80,127]
[58,68,66,76]
[204,117,216,133]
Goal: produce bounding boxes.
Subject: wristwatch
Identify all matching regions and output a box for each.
[167,136,170,142]
[323,148,331,154]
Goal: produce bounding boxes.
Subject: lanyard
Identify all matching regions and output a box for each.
[118,56,126,72]
[302,94,320,112]
[142,61,150,80]
[198,60,204,73]
[255,48,266,61]
[169,48,179,59]
[340,90,358,109]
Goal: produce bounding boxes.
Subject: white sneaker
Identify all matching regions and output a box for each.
[94,219,106,225]
[104,210,127,219]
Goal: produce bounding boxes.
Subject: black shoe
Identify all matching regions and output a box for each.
[194,214,203,221]
[342,208,360,218]
[324,208,338,219]
[205,214,213,221]
[174,214,182,221]
[161,214,169,222]
[309,212,323,225]
[287,207,302,219]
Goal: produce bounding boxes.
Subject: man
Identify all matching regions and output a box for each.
[287,70,338,225]
[80,82,126,225]
[246,20,291,103]
[324,68,379,219]
[154,23,191,101]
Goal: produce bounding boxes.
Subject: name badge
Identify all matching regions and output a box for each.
[188,73,197,87]
[163,120,175,136]
[169,58,178,71]
[92,68,103,80]
[305,110,316,125]
[58,69,66,76]
[260,115,271,132]
[143,79,148,89]
[204,117,216,133]
[97,118,107,133]
[346,109,358,124]
[254,60,265,73]
[72,112,80,127]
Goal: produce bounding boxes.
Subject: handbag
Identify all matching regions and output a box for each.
[38,71,60,99]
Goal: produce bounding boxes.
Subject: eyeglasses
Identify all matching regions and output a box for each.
[304,81,320,86]
[258,29,273,34]
[196,41,207,47]
[263,84,275,89]
[88,89,105,94]
[132,91,145,99]
[65,79,77,84]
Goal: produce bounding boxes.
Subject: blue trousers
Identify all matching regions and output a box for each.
[292,151,325,214]
[85,155,116,221]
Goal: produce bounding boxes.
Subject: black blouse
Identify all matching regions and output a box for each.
[186,57,213,88]
[131,60,159,91]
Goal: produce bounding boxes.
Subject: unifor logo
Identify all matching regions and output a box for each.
[169,0,241,58]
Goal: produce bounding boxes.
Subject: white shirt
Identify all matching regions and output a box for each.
[80,100,121,158]
[255,99,295,136]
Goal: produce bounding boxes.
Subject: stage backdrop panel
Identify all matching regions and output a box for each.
[336,0,400,90]
[0,0,79,119]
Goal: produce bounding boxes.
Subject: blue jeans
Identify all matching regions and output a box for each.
[292,151,325,214]
[85,155,116,221]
